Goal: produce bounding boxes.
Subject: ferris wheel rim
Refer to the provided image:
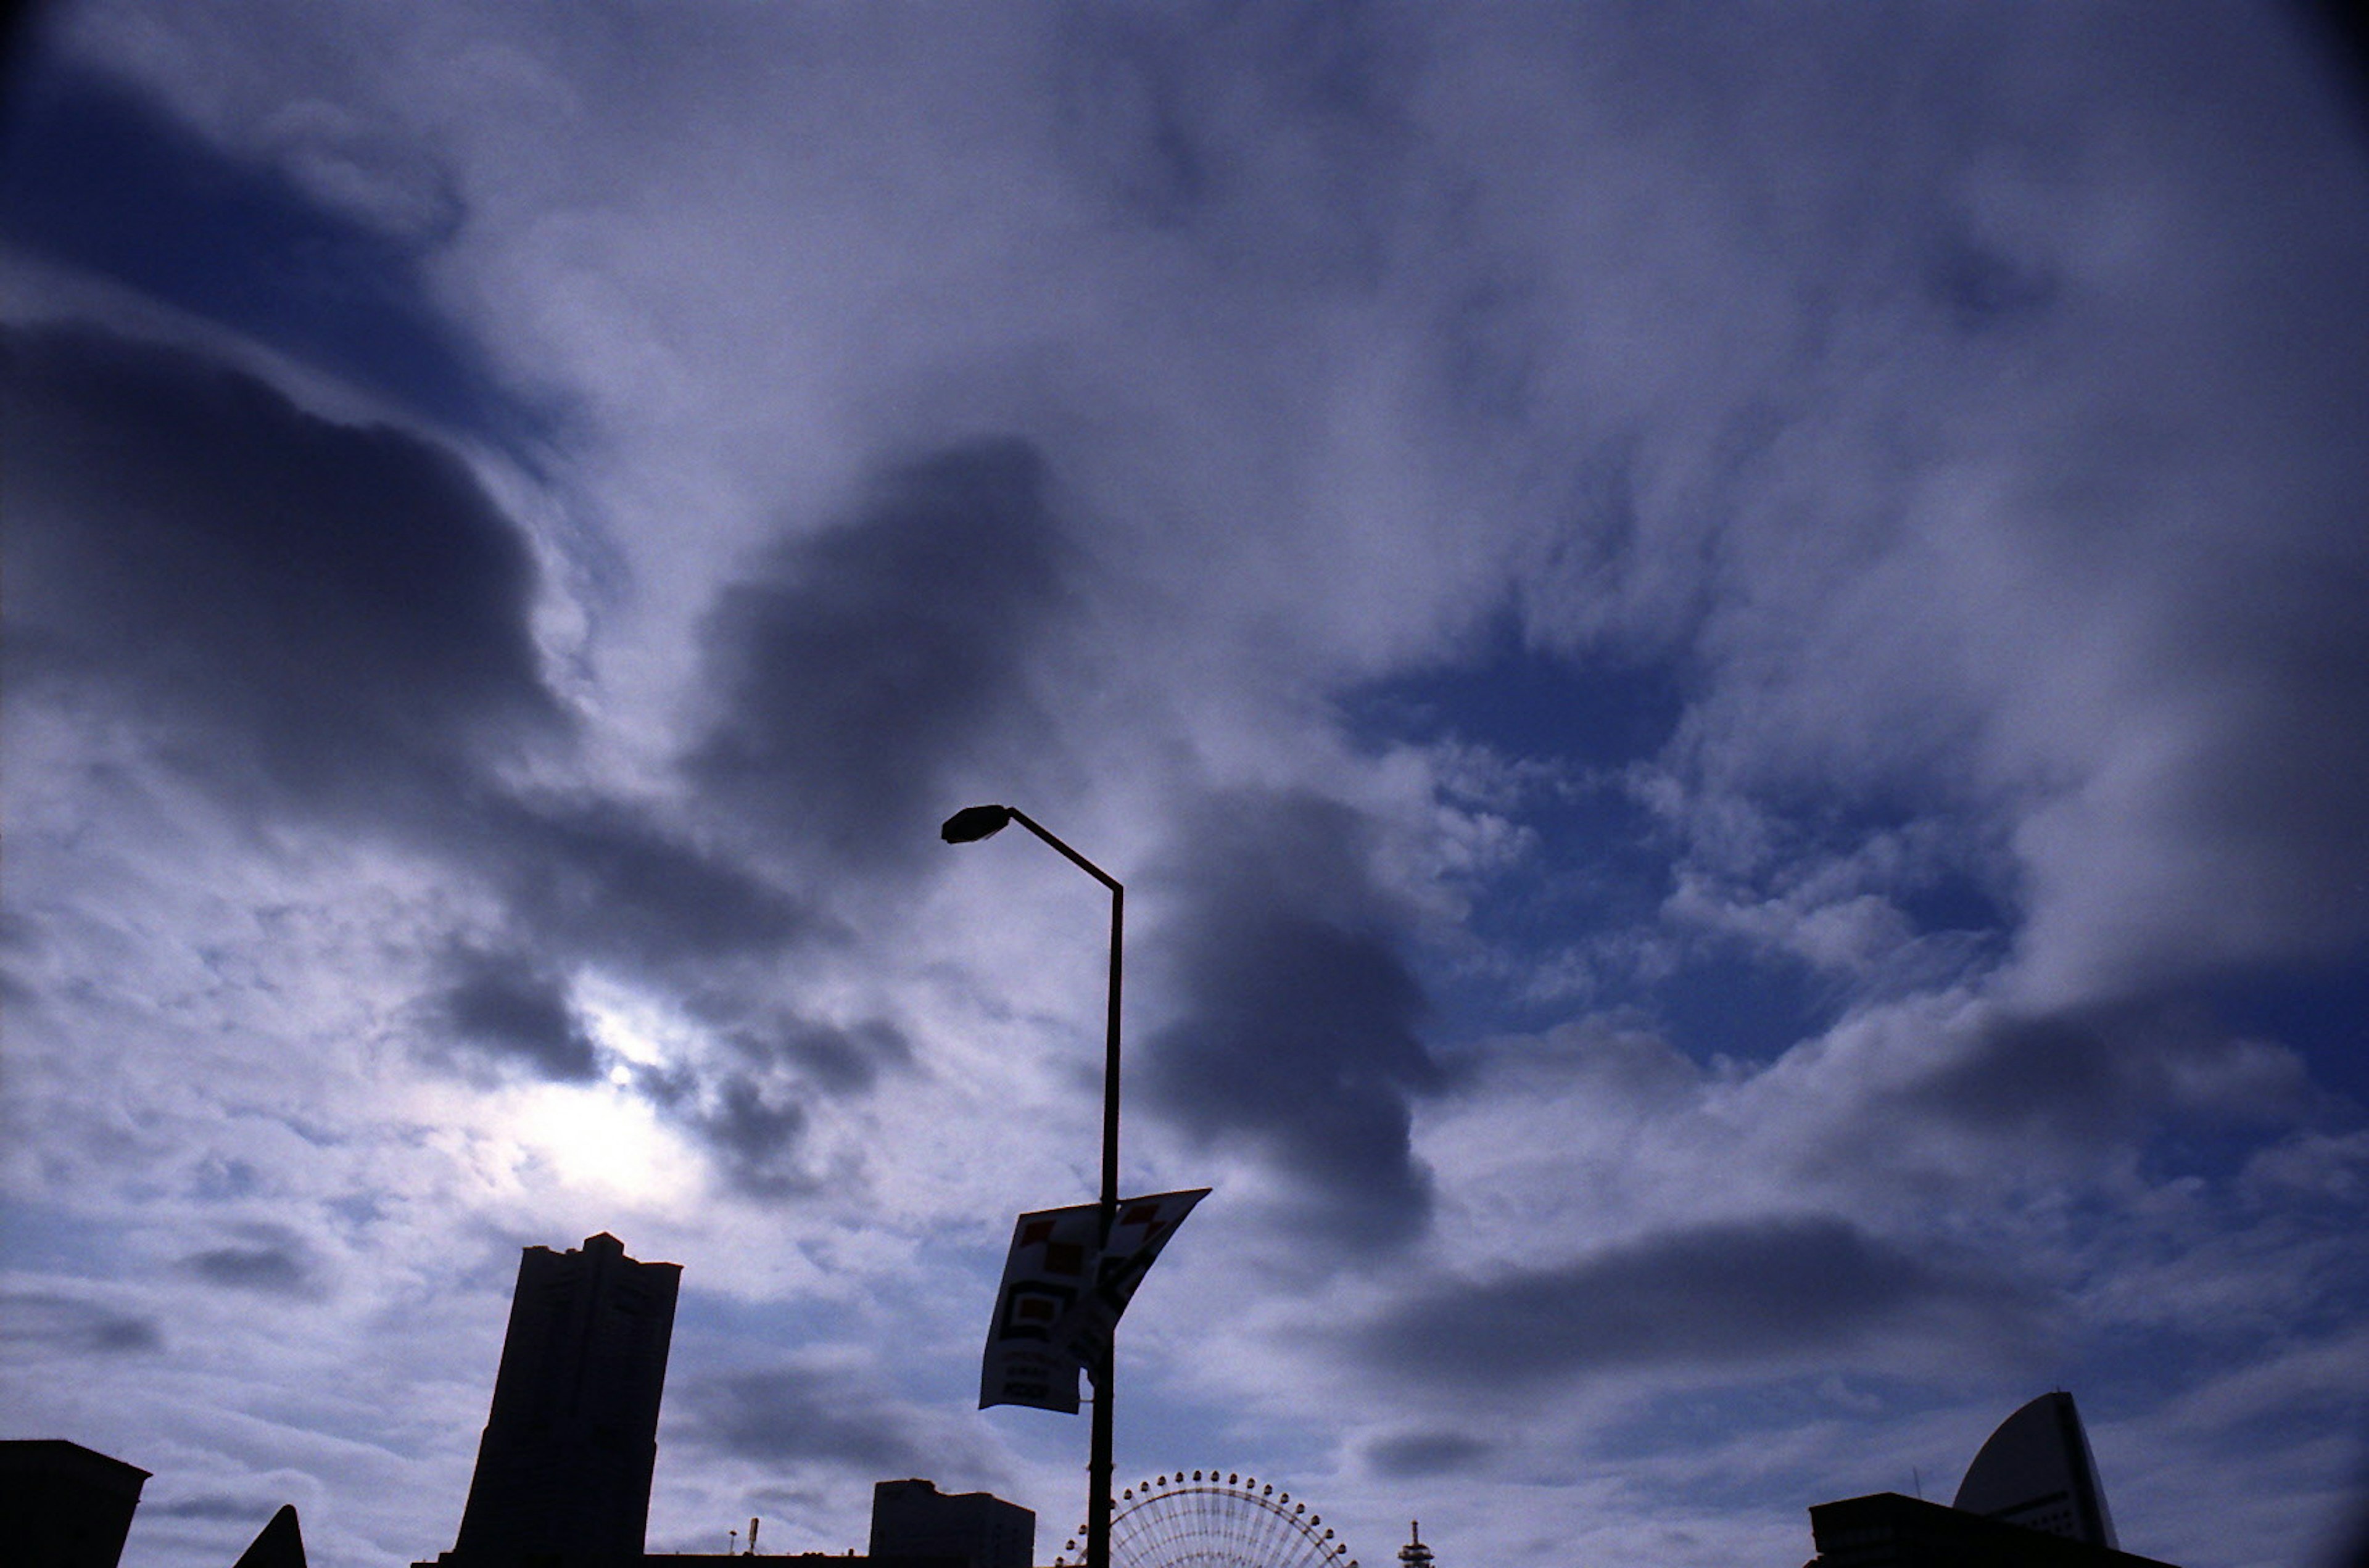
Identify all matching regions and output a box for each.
[1057,1470,1358,1568]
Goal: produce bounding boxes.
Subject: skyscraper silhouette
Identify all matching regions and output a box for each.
[438,1233,682,1568]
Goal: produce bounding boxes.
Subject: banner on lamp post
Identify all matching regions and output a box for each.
[980,1188,1210,1413]
[980,1200,1099,1413]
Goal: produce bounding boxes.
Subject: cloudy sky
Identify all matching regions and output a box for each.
[4,4,2367,1567]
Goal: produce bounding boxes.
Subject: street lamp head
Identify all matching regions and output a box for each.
[941,804,1014,844]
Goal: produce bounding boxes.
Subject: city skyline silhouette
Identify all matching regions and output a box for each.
[9,1234,2233,1568]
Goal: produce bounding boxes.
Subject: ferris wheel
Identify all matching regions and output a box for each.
[1053,1471,1358,1568]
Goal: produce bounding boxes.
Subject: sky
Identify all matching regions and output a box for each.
[2,4,2367,1567]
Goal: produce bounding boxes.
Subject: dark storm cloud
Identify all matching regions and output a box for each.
[1,323,564,812]
[2140,546,2369,971]
[1363,1430,1494,1480]
[1144,790,1443,1249]
[151,1495,286,1522]
[0,62,498,429]
[687,439,1073,866]
[681,1074,811,1199]
[1360,1215,2038,1386]
[0,1291,162,1354]
[178,1225,322,1298]
[625,1047,876,1199]
[1893,1004,2307,1150]
[184,1245,308,1295]
[474,794,814,968]
[716,1012,911,1097]
[672,1366,981,1475]
[1925,233,2056,333]
[599,1007,907,1194]
[431,949,597,1083]
[3,322,812,985]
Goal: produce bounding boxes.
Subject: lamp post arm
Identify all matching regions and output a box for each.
[1004,808,1123,895]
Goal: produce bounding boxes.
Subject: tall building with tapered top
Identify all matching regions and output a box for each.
[1953,1390,2117,1548]
[439,1232,682,1568]
[1805,1390,2177,1568]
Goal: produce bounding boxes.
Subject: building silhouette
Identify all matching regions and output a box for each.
[1805,1492,2177,1568]
[231,1504,310,1568]
[433,1232,683,1568]
[868,1479,1033,1568]
[1,1439,314,1568]
[0,1439,150,1568]
[1952,1392,2116,1546]
[1805,1392,2177,1568]
[648,1480,1027,1568]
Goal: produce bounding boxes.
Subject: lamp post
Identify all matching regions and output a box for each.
[941,803,1123,1568]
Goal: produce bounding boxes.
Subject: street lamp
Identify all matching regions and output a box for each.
[941,804,1123,1568]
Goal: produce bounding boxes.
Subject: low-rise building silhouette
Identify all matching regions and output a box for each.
[1806,1492,2176,1568]
[869,1479,1033,1568]
[1,1438,312,1568]
[644,1554,963,1568]
[0,1438,150,1568]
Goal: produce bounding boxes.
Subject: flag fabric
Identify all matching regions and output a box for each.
[980,1188,1211,1413]
[980,1200,1101,1413]
[1047,1187,1209,1373]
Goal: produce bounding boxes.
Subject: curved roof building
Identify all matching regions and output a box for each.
[1953,1391,2119,1549]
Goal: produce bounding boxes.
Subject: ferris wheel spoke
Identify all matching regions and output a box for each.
[1138,1487,1193,1568]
